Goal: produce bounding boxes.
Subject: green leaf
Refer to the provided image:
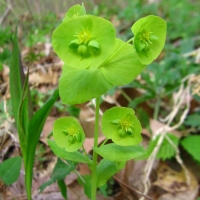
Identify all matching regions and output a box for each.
[131,15,167,65]
[94,143,146,162]
[53,117,85,152]
[99,184,108,197]
[96,159,125,187]
[78,174,91,199]
[102,107,142,146]
[59,66,112,104]
[25,89,59,200]
[67,105,80,118]
[0,156,22,185]
[136,108,150,129]
[10,28,26,125]
[52,15,116,69]
[137,133,179,160]
[17,72,30,165]
[10,30,32,166]
[40,158,76,193]
[101,38,145,86]
[184,114,200,129]
[181,135,200,163]
[57,179,68,200]
[48,140,90,164]
[63,4,86,22]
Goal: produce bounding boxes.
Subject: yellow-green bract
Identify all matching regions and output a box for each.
[102,107,142,146]
[52,15,116,69]
[53,117,85,152]
[131,15,167,65]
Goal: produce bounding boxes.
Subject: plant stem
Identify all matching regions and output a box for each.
[120,89,132,102]
[91,97,100,200]
[100,138,109,147]
[153,97,161,120]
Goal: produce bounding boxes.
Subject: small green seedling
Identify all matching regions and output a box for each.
[49,4,167,200]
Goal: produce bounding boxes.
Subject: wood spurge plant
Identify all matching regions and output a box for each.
[48,4,167,200]
[6,3,167,200]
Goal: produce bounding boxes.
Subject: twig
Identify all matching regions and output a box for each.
[0,0,11,25]
[113,176,153,200]
[164,134,190,185]
[139,74,193,200]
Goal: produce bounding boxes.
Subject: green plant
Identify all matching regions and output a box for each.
[47,4,167,200]
[0,27,12,70]
[9,29,59,200]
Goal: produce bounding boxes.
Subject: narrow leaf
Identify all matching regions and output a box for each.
[0,156,22,185]
[78,174,91,198]
[10,29,26,125]
[57,179,68,200]
[25,89,59,200]
[17,70,30,165]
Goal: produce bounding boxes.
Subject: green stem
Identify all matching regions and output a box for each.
[100,138,109,147]
[91,97,100,200]
[120,89,132,102]
[153,97,161,120]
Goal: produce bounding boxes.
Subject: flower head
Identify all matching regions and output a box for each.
[131,15,167,65]
[52,15,116,69]
[53,117,85,152]
[102,107,142,146]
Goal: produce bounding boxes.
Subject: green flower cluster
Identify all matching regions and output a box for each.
[102,107,142,146]
[53,117,85,152]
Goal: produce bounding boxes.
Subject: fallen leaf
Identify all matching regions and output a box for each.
[153,162,198,197]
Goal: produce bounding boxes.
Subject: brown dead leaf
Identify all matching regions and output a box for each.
[29,67,57,86]
[83,136,105,153]
[153,162,198,193]
[79,103,104,138]
[157,189,198,200]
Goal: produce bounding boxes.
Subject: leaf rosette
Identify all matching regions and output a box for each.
[52,15,116,69]
[102,107,142,146]
[53,117,85,152]
[131,15,167,65]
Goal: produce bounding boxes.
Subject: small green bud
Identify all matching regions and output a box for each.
[78,44,88,55]
[126,127,133,136]
[68,39,80,49]
[75,132,81,142]
[68,135,75,144]
[88,40,100,50]
[118,129,126,137]
[135,40,145,52]
[143,43,150,53]
[111,119,121,125]
[62,130,68,135]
